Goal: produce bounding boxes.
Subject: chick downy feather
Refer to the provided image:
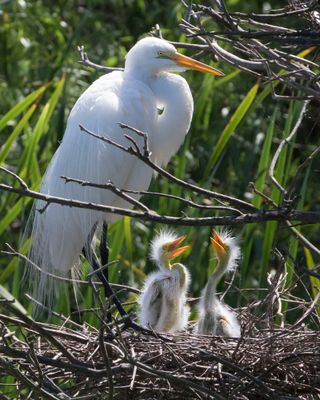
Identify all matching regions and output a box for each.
[197,230,241,338]
[139,230,190,332]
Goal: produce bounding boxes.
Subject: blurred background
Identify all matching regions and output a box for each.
[1,0,319,326]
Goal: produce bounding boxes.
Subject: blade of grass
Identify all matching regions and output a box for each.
[0,103,37,164]
[123,216,133,282]
[0,83,49,132]
[258,101,303,293]
[283,165,311,318]
[241,109,277,282]
[204,82,259,178]
[17,76,65,183]
[252,110,277,207]
[109,219,125,282]
[0,197,32,236]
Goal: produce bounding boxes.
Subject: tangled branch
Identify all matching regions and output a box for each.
[179,0,320,100]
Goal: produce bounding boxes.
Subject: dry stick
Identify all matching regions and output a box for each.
[123,188,243,213]
[77,45,123,73]
[62,176,243,214]
[87,123,257,212]
[285,221,320,257]
[0,312,88,343]
[86,121,320,259]
[61,175,150,213]
[126,357,223,400]
[199,349,275,399]
[2,243,140,294]
[111,327,191,395]
[288,144,320,198]
[99,325,114,400]
[1,170,320,227]
[0,345,110,377]
[0,358,61,400]
[229,3,318,19]
[1,301,78,364]
[289,291,320,331]
[181,23,264,76]
[190,3,320,97]
[23,334,70,399]
[204,2,317,69]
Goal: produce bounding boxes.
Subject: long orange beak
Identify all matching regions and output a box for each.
[166,235,190,260]
[170,52,224,76]
[210,230,227,257]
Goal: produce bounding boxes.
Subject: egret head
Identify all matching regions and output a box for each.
[125,37,224,79]
[150,230,189,269]
[210,229,240,271]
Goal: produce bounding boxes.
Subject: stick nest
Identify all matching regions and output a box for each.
[1,299,319,400]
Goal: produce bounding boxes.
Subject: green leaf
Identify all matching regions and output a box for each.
[18,75,65,182]
[124,216,133,265]
[204,82,259,178]
[252,109,277,208]
[109,219,126,282]
[0,104,37,164]
[0,197,32,236]
[0,83,49,132]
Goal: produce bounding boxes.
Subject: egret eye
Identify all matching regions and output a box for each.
[157,51,171,59]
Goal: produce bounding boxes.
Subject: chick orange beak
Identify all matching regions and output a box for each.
[170,52,224,76]
[210,230,227,257]
[167,235,190,259]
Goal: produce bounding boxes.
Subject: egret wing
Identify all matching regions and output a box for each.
[28,72,157,308]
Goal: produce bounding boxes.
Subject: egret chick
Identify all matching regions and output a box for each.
[197,230,241,338]
[139,231,190,333]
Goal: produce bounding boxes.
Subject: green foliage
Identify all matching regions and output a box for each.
[1,1,319,329]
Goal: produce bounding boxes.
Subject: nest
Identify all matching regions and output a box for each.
[1,299,319,400]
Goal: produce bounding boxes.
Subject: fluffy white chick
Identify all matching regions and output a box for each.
[197,230,241,338]
[139,231,190,333]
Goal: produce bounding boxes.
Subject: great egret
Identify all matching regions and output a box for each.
[139,231,190,333]
[28,36,223,310]
[197,230,241,337]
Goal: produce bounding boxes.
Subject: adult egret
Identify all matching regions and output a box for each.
[28,36,223,310]
[139,231,190,333]
[197,230,241,337]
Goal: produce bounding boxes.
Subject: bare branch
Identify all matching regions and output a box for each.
[61,175,150,212]
[77,45,123,73]
[1,176,320,226]
[81,123,257,212]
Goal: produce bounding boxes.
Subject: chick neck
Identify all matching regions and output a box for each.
[159,255,187,289]
[158,253,172,270]
[202,252,230,313]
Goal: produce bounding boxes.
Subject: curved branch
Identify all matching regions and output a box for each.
[0,178,319,226]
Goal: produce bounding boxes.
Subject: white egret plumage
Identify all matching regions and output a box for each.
[139,231,190,333]
[28,36,223,309]
[197,230,241,338]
